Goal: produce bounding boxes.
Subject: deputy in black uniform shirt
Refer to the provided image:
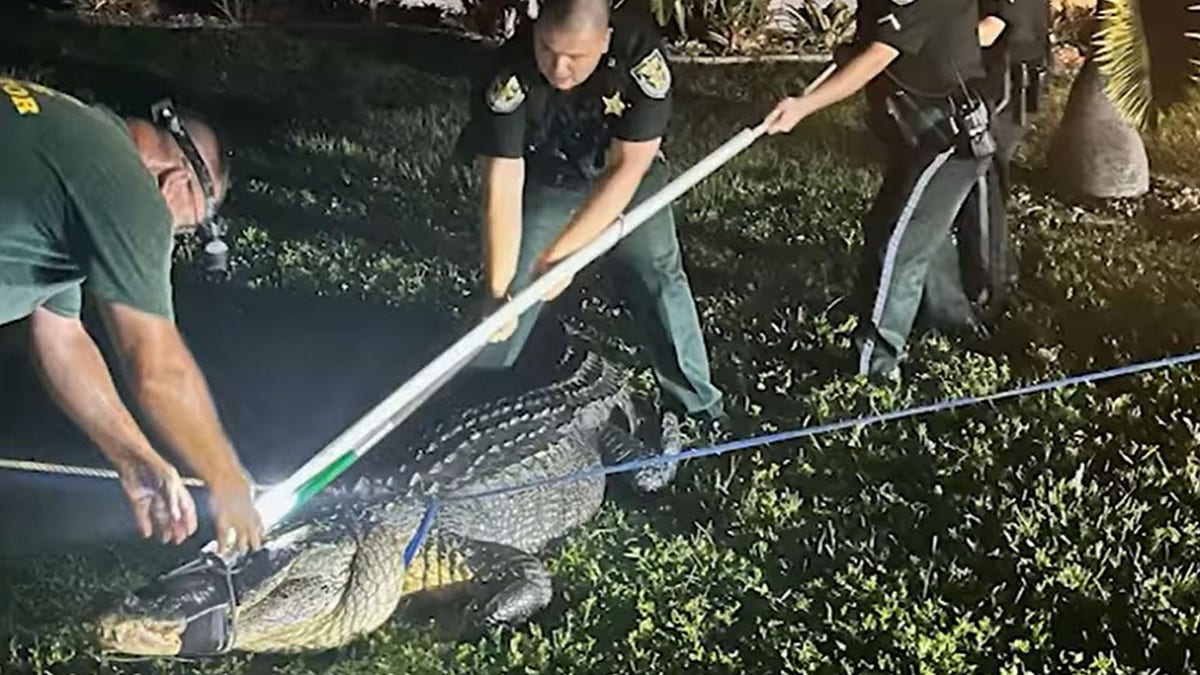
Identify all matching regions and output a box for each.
[456,0,725,434]
[763,0,994,382]
[950,0,1050,320]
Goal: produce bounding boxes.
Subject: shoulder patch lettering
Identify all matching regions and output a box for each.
[486,73,525,114]
[631,48,671,100]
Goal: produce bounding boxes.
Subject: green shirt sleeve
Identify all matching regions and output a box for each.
[65,112,176,321]
[41,286,82,319]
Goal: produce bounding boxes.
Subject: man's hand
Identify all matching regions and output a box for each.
[118,455,197,544]
[29,307,203,545]
[763,42,900,136]
[482,292,519,343]
[764,96,815,135]
[532,255,574,302]
[97,301,264,554]
[208,473,262,555]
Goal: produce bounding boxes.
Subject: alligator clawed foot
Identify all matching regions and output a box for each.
[628,410,683,492]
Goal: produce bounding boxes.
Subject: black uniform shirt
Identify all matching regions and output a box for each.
[980,0,1050,65]
[856,0,985,97]
[458,3,672,187]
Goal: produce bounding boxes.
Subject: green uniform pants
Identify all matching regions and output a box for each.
[855,133,990,380]
[472,159,725,420]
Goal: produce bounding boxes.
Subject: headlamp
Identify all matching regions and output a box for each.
[150,98,230,274]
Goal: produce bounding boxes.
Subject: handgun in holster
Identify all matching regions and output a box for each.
[883,89,954,150]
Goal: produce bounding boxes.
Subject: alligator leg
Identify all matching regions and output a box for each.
[599,416,683,493]
[457,538,552,635]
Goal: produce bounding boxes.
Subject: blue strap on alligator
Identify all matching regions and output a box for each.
[404,497,441,567]
[400,349,1200,562]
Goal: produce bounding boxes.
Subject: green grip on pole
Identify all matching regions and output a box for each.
[294,450,359,507]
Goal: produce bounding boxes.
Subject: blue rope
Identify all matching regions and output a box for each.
[403,497,441,566]
[401,349,1200,566]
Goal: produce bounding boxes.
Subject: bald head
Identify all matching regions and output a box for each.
[533,0,612,90]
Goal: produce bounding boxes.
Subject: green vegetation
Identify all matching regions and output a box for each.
[4,16,1200,675]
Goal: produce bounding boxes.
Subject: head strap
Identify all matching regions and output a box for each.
[150,98,230,274]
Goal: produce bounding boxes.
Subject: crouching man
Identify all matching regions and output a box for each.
[0,78,261,554]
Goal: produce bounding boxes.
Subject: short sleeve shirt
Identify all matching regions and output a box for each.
[0,78,174,326]
[979,0,1050,64]
[856,0,986,97]
[457,3,672,187]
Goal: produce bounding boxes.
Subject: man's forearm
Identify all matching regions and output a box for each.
[539,153,650,266]
[128,335,249,491]
[482,157,525,297]
[29,309,162,473]
[799,42,899,116]
[98,304,250,492]
[978,16,1007,47]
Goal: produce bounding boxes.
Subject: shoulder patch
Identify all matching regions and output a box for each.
[486,73,525,114]
[890,0,917,5]
[630,48,671,100]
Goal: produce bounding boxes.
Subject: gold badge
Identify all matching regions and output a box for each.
[486,73,525,114]
[631,48,671,100]
[602,91,627,116]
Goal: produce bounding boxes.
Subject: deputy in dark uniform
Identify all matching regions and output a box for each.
[764,0,994,382]
[950,0,1050,319]
[455,0,725,432]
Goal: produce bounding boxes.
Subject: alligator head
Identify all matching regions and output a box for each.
[95,553,238,656]
[95,491,435,657]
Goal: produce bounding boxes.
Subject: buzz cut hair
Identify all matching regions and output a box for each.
[536,0,611,33]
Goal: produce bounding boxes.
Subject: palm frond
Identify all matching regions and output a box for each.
[1094,0,1200,130]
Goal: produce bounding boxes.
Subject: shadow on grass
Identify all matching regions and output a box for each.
[0,281,460,557]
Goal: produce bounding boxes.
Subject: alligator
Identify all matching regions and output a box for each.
[94,349,681,657]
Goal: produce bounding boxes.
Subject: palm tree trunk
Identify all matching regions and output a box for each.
[1047,0,1151,199]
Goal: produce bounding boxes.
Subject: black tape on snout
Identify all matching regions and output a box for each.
[153,553,239,657]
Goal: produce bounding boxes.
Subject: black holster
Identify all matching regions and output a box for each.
[877,85,996,160]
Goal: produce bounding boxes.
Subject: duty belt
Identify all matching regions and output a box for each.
[883,87,996,159]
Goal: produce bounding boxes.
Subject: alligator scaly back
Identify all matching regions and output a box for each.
[94,350,670,657]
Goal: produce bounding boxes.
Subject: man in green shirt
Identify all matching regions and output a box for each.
[0,77,261,555]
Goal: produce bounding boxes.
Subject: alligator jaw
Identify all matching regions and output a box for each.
[96,614,186,657]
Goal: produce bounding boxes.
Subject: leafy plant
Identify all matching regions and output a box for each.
[213,0,267,23]
[696,0,776,55]
[1092,0,1200,131]
[777,0,855,53]
[648,0,689,38]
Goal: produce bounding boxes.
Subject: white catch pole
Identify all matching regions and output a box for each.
[205,63,839,556]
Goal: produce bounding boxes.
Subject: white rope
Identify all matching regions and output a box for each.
[0,457,269,492]
[0,457,204,486]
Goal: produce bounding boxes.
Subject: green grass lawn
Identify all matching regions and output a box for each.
[4,16,1200,674]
